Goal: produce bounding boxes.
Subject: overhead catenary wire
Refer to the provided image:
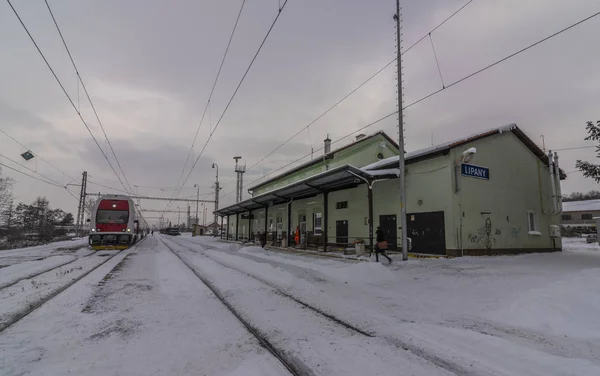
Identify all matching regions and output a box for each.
[43,0,134,194]
[0,151,65,188]
[6,0,132,196]
[234,0,475,180]
[176,0,291,198]
[402,9,600,112]
[0,126,77,181]
[554,145,596,152]
[218,8,600,204]
[219,110,398,200]
[0,161,79,201]
[171,0,248,198]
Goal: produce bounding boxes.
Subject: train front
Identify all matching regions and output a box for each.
[89,196,136,250]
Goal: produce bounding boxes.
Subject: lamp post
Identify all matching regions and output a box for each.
[454,147,477,257]
[212,163,219,224]
[193,183,200,226]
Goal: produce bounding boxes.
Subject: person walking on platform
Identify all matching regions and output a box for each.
[375,226,392,264]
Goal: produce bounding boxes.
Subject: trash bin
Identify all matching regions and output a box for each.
[356,243,365,256]
[281,237,287,248]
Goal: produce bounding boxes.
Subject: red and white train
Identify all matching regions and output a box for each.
[88,195,146,250]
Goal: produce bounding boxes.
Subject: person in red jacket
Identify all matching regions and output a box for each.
[294,226,300,246]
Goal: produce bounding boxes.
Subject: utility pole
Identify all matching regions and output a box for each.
[194,183,200,225]
[395,1,408,261]
[213,163,219,224]
[75,171,87,237]
[177,206,181,227]
[234,156,245,203]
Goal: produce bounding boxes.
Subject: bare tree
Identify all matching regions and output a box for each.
[0,166,15,212]
[84,197,96,221]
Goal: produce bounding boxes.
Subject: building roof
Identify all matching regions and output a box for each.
[562,199,600,213]
[364,124,567,179]
[248,131,399,192]
[216,164,399,216]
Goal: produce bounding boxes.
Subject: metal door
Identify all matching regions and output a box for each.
[379,215,397,251]
[407,211,446,255]
[336,220,348,245]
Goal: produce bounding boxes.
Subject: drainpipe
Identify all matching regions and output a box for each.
[553,152,563,213]
[235,212,240,241]
[548,150,557,213]
[323,192,329,251]
[287,198,293,247]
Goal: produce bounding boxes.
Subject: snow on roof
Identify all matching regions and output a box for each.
[363,124,521,171]
[363,168,400,177]
[562,200,600,213]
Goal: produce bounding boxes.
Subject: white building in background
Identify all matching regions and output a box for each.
[561,199,600,233]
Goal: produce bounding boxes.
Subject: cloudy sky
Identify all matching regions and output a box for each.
[1,0,599,225]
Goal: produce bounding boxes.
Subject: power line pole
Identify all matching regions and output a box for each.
[213,163,219,224]
[234,156,245,203]
[395,1,408,261]
[75,171,87,237]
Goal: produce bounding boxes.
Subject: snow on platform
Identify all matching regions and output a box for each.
[2,234,600,375]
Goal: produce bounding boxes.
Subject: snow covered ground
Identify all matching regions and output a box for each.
[1,235,599,375]
[0,237,90,267]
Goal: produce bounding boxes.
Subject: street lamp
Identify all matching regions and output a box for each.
[454,147,477,257]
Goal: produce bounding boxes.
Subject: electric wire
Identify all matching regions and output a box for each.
[0,161,79,200]
[0,126,77,181]
[554,145,596,152]
[44,0,134,194]
[6,0,132,196]
[232,0,475,180]
[176,0,291,198]
[219,111,398,200]
[402,9,600,111]
[218,7,600,202]
[172,0,248,197]
[0,152,64,188]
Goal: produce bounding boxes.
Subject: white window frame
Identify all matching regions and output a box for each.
[527,210,541,236]
[313,212,322,235]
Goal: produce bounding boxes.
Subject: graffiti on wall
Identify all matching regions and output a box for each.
[467,217,500,250]
[509,226,522,240]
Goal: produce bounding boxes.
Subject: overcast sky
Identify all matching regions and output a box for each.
[1,0,599,225]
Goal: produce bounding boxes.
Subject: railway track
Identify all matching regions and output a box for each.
[165,236,475,376]
[0,238,146,335]
[165,236,373,337]
[0,252,96,291]
[159,237,305,376]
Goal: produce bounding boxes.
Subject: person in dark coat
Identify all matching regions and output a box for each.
[375,226,392,264]
[260,231,267,248]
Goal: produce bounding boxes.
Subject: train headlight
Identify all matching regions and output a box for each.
[91,229,95,232]
[127,228,131,232]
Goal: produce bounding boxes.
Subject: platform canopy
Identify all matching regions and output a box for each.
[215,164,398,216]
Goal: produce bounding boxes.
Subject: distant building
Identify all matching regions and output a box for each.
[205,222,221,231]
[561,200,600,233]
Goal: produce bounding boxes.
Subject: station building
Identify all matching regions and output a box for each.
[215,124,566,256]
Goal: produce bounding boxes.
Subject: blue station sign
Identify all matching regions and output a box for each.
[461,163,489,180]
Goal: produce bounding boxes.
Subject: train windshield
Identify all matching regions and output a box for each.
[96,210,129,224]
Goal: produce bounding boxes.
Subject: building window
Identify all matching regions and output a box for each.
[561,214,572,221]
[313,213,322,235]
[582,213,593,220]
[527,211,540,235]
[336,201,348,210]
